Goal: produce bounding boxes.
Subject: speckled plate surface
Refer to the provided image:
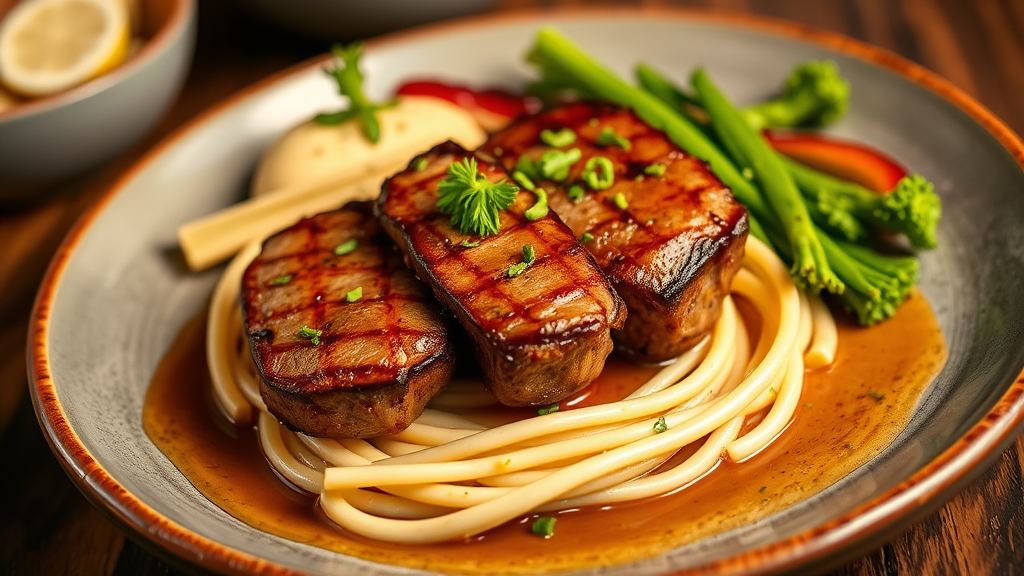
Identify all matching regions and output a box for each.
[29,8,1024,575]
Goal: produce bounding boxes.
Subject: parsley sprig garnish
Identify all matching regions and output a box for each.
[437,157,519,236]
[314,42,395,143]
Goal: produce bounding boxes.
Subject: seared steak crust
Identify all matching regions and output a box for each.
[482,103,748,361]
[376,141,626,407]
[241,202,455,438]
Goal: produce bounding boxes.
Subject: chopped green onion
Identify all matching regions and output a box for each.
[653,416,668,433]
[538,148,582,181]
[297,325,322,346]
[582,157,614,190]
[461,239,480,248]
[537,404,559,415]
[513,170,536,191]
[580,232,594,243]
[868,390,884,401]
[644,163,666,177]
[531,517,557,538]
[524,187,549,220]
[596,126,631,150]
[413,157,429,171]
[540,127,577,148]
[515,155,539,180]
[346,286,363,302]
[269,275,293,286]
[333,239,358,256]
[567,184,585,203]
[612,192,629,210]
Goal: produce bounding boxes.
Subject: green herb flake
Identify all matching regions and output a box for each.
[524,187,549,221]
[540,127,577,148]
[538,148,582,181]
[644,163,666,177]
[580,232,594,243]
[804,403,813,410]
[567,184,586,203]
[269,275,293,286]
[437,157,519,236]
[537,404,559,415]
[759,486,768,493]
[413,157,429,171]
[461,239,481,248]
[769,387,777,395]
[653,416,668,434]
[612,191,629,210]
[868,390,885,401]
[596,126,631,151]
[333,239,358,256]
[297,325,323,346]
[522,244,536,265]
[507,262,529,278]
[583,157,614,190]
[531,517,557,538]
[346,286,363,302]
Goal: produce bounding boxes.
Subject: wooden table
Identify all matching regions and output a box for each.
[2,0,1021,573]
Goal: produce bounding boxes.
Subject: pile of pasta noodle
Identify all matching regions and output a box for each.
[208,236,836,544]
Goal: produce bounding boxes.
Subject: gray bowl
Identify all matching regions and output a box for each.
[0,0,195,201]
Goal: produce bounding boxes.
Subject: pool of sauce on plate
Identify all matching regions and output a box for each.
[144,293,945,574]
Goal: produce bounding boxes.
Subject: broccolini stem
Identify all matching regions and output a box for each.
[692,68,841,295]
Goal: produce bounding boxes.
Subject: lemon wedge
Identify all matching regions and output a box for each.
[0,0,130,97]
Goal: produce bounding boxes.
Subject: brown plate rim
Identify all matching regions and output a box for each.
[27,6,1024,575]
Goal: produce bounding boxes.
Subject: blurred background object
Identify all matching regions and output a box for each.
[0,0,194,202]
[239,0,498,40]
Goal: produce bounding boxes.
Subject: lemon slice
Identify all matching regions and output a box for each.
[0,0,130,97]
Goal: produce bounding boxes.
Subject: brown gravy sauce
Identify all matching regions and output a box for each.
[144,293,946,574]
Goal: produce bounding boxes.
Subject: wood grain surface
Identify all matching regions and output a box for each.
[2,0,1023,574]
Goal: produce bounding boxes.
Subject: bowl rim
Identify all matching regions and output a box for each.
[0,0,195,124]
[27,6,1024,575]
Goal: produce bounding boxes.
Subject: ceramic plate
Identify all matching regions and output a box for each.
[29,8,1024,575]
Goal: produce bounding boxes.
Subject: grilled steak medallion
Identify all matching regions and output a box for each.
[376,142,626,407]
[482,103,749,362]
[241,202,455,438]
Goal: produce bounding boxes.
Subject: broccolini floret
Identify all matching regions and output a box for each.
[742,60,851,130]
[782,156,941,250]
